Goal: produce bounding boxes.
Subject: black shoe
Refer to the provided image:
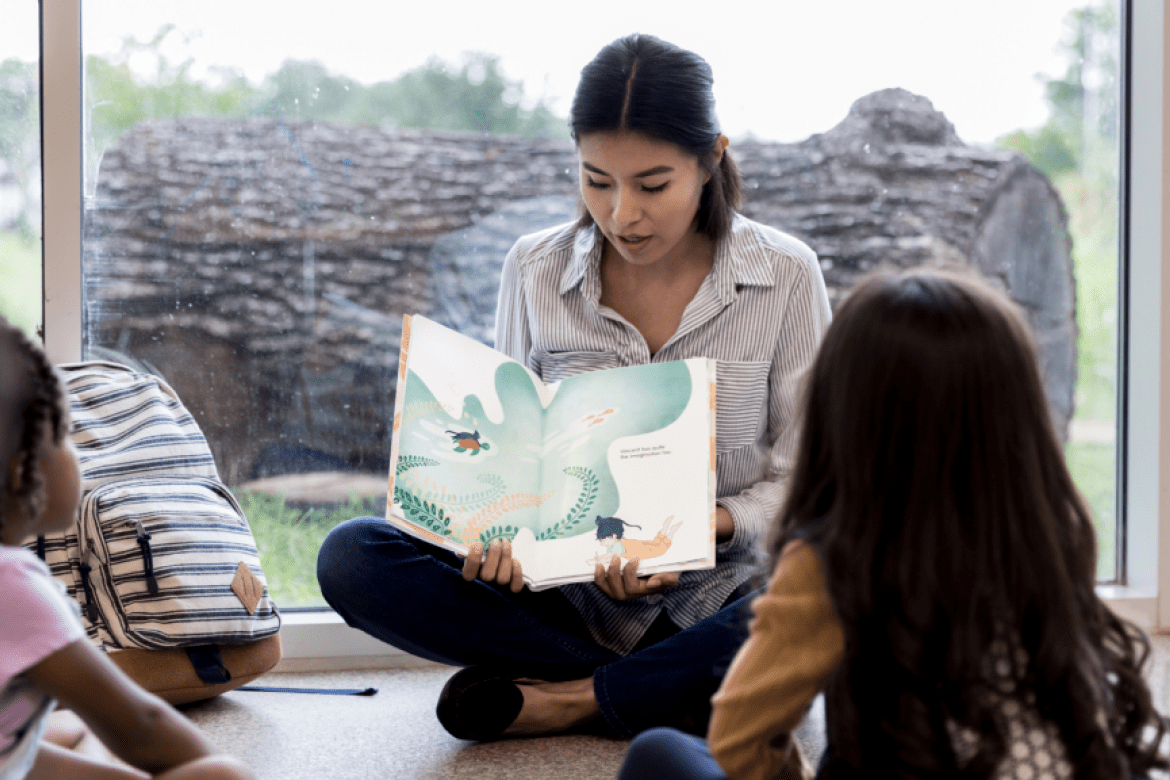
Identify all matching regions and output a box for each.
[436,666,525,741]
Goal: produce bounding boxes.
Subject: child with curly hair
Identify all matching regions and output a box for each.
[0,316,254,780]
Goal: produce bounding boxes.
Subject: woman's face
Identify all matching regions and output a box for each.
[577,131,709,269]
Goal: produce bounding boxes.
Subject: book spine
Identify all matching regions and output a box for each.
[386,314,414,516]
[708,360,718,552]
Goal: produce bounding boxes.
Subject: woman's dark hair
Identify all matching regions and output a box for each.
[769,267,1168,778]
[569,34,741,243]
[595,515,640,540]
[0,316,67,537]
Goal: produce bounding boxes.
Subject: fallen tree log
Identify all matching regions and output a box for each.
[84,88,1075,482]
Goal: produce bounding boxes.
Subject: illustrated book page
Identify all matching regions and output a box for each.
[386,314,717,590]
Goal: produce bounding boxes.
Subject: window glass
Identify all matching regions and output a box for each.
[75,0,1121,606]
[0,3,42,338]
[1003,3,1120,581]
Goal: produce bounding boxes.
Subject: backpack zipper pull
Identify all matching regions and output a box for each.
[135,519,159,595]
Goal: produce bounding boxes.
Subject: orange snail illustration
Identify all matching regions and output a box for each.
[446,429,491,455]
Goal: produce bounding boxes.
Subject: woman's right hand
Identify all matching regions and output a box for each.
[460,539,525,593]
[594,556,680,601]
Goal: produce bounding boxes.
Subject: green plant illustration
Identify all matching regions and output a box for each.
[395,484,451,536]
[442,473,506,512]
[479,523,517,547]
[536,466,600,541]
[396,455,439,475]
[394,455,511,540]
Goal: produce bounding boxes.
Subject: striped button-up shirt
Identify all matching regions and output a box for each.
[494,215,832,654]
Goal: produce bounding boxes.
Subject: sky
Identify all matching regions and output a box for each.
[3,0,1097,145]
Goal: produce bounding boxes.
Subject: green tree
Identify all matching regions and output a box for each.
[254,59,363,122]
[80,27,567,148]
[998,2,1118,182]
[85,25,255,180]
[365,53,565,137]
[255,52,566,138]
[2,28,567,233]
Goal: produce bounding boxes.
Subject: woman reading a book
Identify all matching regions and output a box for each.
[317,33,832,741]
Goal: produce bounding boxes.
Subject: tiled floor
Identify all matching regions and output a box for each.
[183,635,1170,780]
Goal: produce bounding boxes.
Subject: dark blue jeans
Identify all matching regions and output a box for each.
[316,517,756,737]
[618,728,727,780]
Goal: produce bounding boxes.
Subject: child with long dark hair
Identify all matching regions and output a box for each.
[0,316,254,780]
[618,267,1168,779]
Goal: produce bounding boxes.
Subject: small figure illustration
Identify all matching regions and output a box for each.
[588,515,640,566]
[587,515,683,567]
[446,429,491,455]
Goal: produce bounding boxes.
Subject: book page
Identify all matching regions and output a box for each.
[514,359,716,588]
[388,316,715,588]
[389,316,548,552]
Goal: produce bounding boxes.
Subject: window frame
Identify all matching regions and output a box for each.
[39,0,1169,667]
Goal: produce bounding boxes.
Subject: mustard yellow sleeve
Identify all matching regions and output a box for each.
[708,540,845,780]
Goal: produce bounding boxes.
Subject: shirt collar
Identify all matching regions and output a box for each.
[560,224,602,298]
[712,215,777,304]
[559,215,777,305]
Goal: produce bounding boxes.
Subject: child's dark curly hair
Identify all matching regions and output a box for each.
[0,316,67,537]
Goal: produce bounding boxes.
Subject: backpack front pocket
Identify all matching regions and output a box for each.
[77,475,281,650]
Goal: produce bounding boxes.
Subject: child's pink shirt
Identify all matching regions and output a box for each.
[0,545,85,779]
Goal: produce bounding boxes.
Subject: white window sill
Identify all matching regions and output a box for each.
[274,610,433,673]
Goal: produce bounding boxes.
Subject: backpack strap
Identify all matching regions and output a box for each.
[185,645,233,685]
[239,685,379,696]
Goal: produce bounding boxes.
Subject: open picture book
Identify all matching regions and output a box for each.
[385,315,718,590]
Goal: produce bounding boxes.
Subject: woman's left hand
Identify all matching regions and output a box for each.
[594,556,680,601]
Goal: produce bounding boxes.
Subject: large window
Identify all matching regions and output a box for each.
[10,1,1130,613]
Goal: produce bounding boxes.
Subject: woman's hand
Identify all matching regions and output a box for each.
[715,505,734,542]
[460,539,525,593]
[594,556,679,601]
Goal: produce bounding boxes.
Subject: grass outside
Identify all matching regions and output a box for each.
[1057,170,1120,582]
[0,230,41,337]
[1066,442,1116,581]
[237,491,382,609]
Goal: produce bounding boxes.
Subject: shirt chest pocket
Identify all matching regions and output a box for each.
[531,350,623,383]
[716,360,771,452]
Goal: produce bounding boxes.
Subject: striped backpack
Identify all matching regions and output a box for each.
[31,361,282,703]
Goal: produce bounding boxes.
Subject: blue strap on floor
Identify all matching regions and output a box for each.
[238,685,378,696]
